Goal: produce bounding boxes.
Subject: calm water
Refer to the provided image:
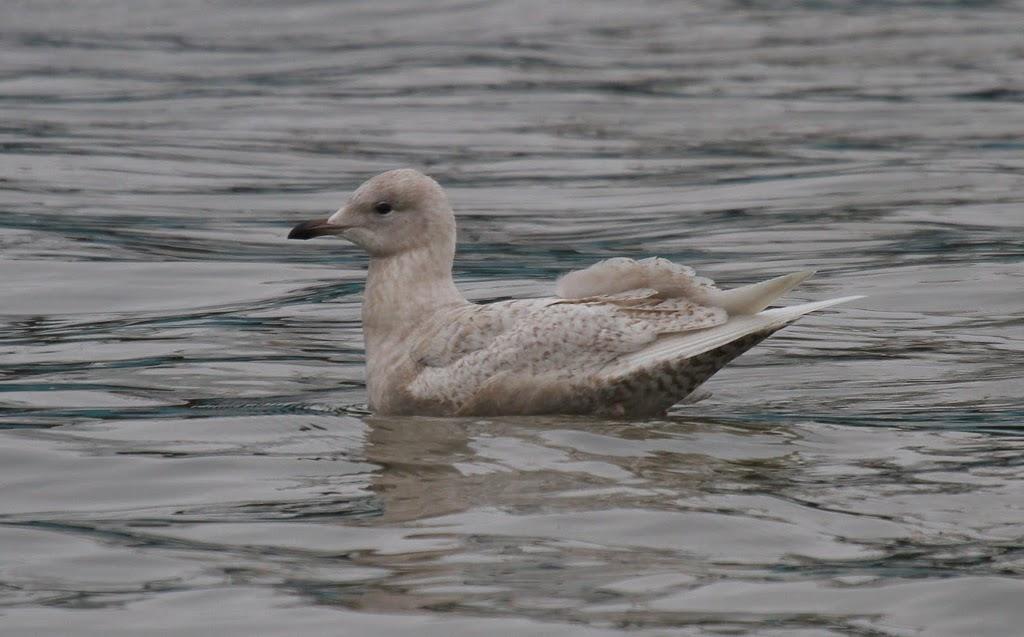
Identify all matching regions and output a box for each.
[2,1,1024,635]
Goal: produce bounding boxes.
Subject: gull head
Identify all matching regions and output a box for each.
[288,168,455,258]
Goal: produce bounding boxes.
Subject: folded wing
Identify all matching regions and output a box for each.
[409,257,858,415]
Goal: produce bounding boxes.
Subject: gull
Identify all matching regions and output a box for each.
[288,169,859,417]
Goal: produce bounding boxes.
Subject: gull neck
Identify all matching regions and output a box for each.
[362,243,466,337]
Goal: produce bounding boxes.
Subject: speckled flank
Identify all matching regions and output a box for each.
[406,289,729,415]
[593,329,779,417]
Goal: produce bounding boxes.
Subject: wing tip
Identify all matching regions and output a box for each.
[760,294,865,321]
[597,292,862,382]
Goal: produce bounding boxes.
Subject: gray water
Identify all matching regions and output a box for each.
[2,1,1023,635]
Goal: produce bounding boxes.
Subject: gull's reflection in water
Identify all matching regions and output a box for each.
[337,413,832,619]
[359,413,800,525]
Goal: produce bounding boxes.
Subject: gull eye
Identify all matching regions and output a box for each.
[373,201,393,215]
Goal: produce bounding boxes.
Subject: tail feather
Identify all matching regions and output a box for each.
[704,270,816,315]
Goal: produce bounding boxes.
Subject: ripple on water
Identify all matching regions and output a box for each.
[1,0,1024,635]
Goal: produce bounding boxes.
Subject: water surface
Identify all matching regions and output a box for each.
[2,1,1024,635]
